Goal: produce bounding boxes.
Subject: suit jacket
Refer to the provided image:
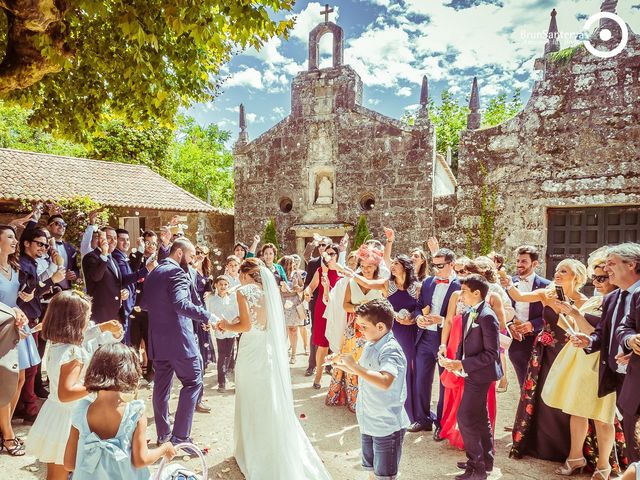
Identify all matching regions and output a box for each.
[141,258,214,361]
[129,251,149,309]
[112,249,147,319]
[587,289,623,398]
[509,273,550,332]
[616,289,640,414]
[0,302,20,407]
[17,255,55,321]
[82,248,123,324]
[24,219,79,288]
[456,302,503,383]
[413,276,461,344]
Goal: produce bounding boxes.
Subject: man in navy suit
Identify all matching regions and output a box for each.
[410,248,461,439]
[112,228,154,344]
[44,214,80,290]
[142,238,219,445]
[82,227,127,324]
[501,245,550,387]
[444,274,502,480]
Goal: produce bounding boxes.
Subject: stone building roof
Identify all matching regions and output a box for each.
[0,148,216,213]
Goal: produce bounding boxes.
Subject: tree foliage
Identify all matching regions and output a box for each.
[262,218,281,254]
[168,117,234,209]
[352,215,371,250]
[0,0,294,138]
[403,89,523,173]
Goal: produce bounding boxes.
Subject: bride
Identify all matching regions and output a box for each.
[217,258,332,480]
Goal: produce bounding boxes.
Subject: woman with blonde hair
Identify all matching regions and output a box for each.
[507,259,591,466]
[541,248,623,479]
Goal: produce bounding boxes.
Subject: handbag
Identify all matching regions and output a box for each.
[152,443,207,480]
[499,332,513,350]
[295,303,307,322]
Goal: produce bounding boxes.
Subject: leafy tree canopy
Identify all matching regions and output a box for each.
[0,0,294,138]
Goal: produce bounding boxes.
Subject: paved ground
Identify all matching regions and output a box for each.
[4,342,563,479]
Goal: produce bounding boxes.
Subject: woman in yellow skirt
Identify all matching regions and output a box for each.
[542,250,619,480]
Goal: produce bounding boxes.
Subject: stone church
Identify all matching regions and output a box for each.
[233,16,455,255]
[234,2,640,276]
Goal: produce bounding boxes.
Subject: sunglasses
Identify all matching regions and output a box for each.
[327,252,337,257]
[591,274,609,283]
[318,243,327,248]
[32,240,48,248]
[145,241,158,247]
[433,262,450,270]
[455,268,467,275]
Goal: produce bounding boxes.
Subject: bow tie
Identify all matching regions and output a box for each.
[435,278,449,285]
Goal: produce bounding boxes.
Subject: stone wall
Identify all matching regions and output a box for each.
[235,63,437,256]
[437,26,640,268]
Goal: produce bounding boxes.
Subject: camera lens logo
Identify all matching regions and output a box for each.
[582,12,628,59]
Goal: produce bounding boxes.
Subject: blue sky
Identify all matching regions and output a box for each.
[187,0,639,144]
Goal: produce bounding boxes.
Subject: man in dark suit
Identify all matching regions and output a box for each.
[444,274,502,480]
[303,236,331,377]
[44,214,79,290]
[606,243,640,463]
[410,248,461,439]
[142,238,218,445]
[112,228,154,344]
[501,245,550,387]
[82,226,126,324]
[129,230,158,382]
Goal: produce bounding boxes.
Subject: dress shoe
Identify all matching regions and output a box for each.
[455,468,487,480]
[195,402,211,413]
[407,422,432,433]
[457,461,493,473]
[433,426,444,441]
[156,434,171,446]
[304,367,316,377]
[217,385,226,394]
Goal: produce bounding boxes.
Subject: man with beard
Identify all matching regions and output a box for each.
[142,238,219,445]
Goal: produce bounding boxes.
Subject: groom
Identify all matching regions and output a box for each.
[443,274,502,480]
[142,238,219,445]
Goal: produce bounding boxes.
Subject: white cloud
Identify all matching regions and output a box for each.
[273,107,286,116]
[225,67,263,90]
[288,2,340,42]
[367,98,381,105]
[225,106,240,112]
[396,86,413,97]
[246,113,258,123]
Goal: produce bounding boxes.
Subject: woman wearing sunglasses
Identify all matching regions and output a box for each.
[539,249,623,479]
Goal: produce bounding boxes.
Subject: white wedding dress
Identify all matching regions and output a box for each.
[234,267,332,480]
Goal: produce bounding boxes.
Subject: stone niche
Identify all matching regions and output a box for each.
[304,166,337,223]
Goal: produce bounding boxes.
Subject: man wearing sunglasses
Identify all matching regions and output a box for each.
[44,214,79,290]
[16,227,66,423]
[410,247,461,441]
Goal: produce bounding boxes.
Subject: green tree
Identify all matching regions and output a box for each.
[88,117,173,175]
[352,215,371,250]
[168,117,234,209]
[482,90,523,128]
[0,101,87,156]
[262,218,280,254]
[0,0,294,138]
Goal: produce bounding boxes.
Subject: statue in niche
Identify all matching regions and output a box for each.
[315,175,333,205]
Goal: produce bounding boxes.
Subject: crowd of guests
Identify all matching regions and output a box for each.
[1,201,640,480]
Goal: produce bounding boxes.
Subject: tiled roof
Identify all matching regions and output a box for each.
[0,148,216,213]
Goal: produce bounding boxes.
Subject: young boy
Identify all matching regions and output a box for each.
[333,298,410,480]
[441,274,502,480]
[205,275,239,393]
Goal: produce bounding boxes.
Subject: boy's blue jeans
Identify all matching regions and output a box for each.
[361,428,406,479]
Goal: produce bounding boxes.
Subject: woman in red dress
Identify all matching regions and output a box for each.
[304,243,341,389]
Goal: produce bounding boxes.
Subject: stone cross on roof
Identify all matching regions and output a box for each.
[321,4,334,23]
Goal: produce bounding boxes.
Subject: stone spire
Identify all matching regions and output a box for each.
[238,103,248,144]
[544,9,560,55]
[467,77,481,130]
[600,0,618,30]
[417,75,429,121]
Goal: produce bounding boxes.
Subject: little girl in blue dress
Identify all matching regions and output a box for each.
[64,342,176,479]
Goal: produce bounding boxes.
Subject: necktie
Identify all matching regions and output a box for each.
[608,290,629,372]
[436,278,449,285]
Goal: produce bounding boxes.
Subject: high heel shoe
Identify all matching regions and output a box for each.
[591,466,612,480]
[555,457,586,475]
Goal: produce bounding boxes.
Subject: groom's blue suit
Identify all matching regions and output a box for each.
[142,257,217,443]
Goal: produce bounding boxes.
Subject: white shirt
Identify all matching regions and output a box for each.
[80,224,98,258]
[429,273,456,332]
[611,278,640,374]
[206,293,239,339]
[514,272,536,323]
[54,241,70,290]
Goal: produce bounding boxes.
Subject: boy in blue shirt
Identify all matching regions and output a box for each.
[333,298,410,480]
